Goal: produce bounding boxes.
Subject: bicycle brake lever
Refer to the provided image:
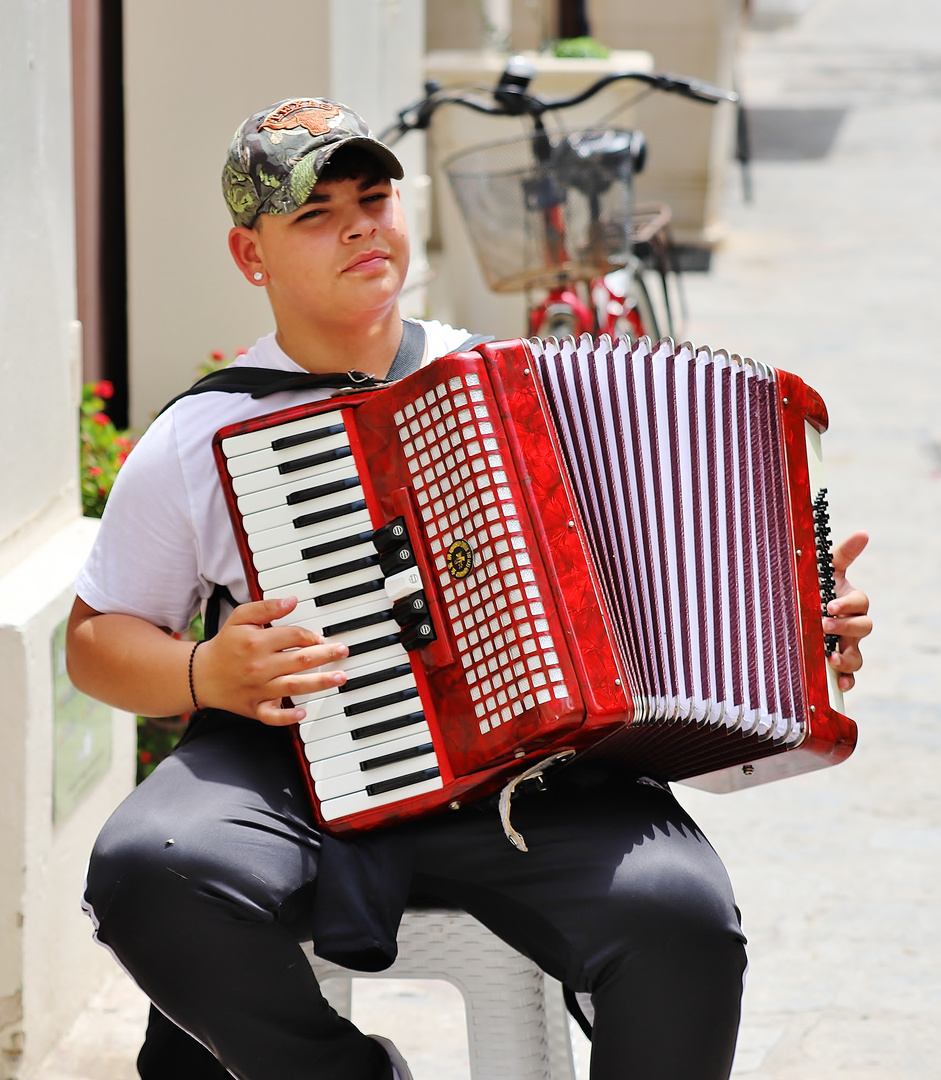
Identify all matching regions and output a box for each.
[654,72,739,104]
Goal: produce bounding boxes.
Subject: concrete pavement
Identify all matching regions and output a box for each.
[32,0,941,1076]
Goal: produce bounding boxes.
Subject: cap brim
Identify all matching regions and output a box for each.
[319,136,405,181]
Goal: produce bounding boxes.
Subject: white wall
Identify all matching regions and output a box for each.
[0,2,136,1075]
[123,0,428,430]
[0,0,82,577]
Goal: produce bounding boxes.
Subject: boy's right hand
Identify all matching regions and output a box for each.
[195,596,348,726]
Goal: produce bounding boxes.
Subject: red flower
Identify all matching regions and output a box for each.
[139,750,153,763]
[115,436,133,450]
[94,380,114,399]
[210,350,225,361]
[117,451,129,466]
[235,347,248,356]
[88,466,103,477]
[91,412,110,426]
[97,486,108,498]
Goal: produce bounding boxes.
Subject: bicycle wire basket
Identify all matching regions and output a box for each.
[442,127,641,294]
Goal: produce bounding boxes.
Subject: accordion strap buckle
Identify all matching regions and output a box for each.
[498,749,576,852]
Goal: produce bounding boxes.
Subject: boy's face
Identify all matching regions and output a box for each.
[250,173,410,329]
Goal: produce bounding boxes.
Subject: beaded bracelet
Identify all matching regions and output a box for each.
[188,640,202,711]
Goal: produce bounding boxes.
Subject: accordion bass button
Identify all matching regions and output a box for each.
[391,590,430,626]
[385,565,424,604]
[378,542,416,577]
[400,620,437,652]
[372,515,408,553]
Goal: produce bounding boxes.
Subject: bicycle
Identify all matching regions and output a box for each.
[380,57,737,341]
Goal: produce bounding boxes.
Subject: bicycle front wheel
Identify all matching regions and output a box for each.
[599,264,661,342]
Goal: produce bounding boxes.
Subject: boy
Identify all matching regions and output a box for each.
[68,98,872,1080]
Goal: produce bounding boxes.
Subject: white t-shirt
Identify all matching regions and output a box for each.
[75,320,471,633]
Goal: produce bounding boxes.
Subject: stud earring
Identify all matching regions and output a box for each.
[253,271,264,282]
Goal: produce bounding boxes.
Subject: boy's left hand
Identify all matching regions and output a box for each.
[824,530,872,692]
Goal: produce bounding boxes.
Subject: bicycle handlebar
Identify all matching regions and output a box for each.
[379,58,737,143]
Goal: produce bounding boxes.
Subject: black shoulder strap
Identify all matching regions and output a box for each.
[385,319,427,381]
[159,323,496,415]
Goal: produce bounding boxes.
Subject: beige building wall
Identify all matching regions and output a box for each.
[590,0,743,247]
[0,2,136,1076]
[124,0,428,429]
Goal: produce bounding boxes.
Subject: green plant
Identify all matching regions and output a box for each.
[553,36,610,59]
[80,381,137,519]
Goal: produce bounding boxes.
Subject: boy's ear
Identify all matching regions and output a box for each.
[228,226,266,285]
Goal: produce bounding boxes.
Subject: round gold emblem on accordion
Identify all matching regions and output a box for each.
[446,539,474,579]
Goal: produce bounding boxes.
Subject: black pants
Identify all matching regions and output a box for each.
[84,715,747,1080]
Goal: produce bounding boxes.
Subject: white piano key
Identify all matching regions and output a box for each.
[251,522,375,574]
[221,411,346,462]
[313,641,410,678]
[236,458,359,515]
[234,456,349,499]
[246,508,373,556]
[221,409,345,458]
[226,438,352,480]
[264,565,385,608]
[256,539,378,593]
[315,750,439,801]
[298,701,425,748]
[300,717,431,762]
[317,775,443,822]
[295,668,416,711]
[241,482,364,535]
[307,728,437,782]
[273,588,391,629]
[323,618,402,649]
[272,594,393,634]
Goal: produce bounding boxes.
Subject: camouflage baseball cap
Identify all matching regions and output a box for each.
[222,98,404,228]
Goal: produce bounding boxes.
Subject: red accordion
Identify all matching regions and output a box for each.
[213,336,857,835]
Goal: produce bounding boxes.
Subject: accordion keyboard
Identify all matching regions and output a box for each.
[218,408,443,822]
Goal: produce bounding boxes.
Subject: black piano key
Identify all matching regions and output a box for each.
[378,543,416,577]
[313,576,384,606]
[286,475,362,507]
[294,499,367,530]
[372,516,408,553]
[340,663,414,694]
[359,742,436,772]
[300,530,375,561]
[391,591,429,626]
[350,710,425,740]
[271,422,346,452]
[346,633,403,658]
[399,620,437,651]
[366,766,441,797]
[345,686,420,718]
[278,444,353,475]
[307,554,380,584]
[322,609,393,637]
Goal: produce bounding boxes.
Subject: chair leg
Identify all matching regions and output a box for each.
[543,976,578,1080]
[300,941,352,1018]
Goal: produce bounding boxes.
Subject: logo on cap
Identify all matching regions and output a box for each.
[260,99,341,138]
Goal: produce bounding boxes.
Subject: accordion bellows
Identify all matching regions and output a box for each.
[215,335,856,835]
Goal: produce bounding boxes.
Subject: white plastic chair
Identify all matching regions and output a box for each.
[303,907,579,1080]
